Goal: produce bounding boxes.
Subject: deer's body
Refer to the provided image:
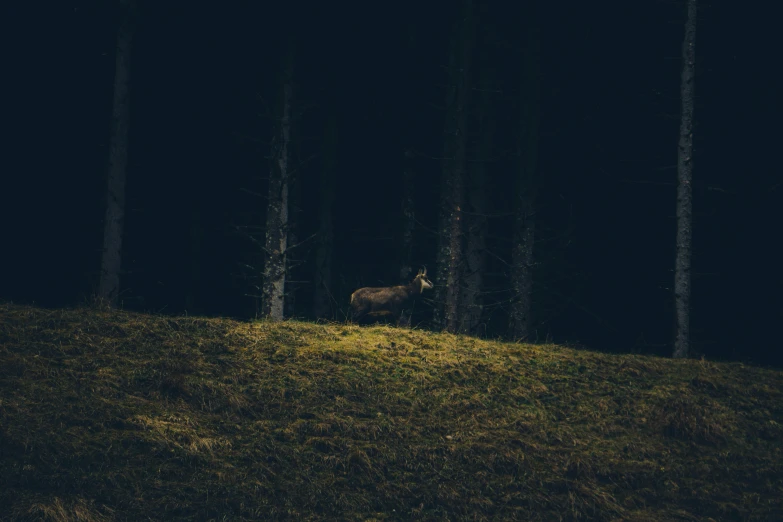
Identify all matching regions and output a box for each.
[350,268,433,324]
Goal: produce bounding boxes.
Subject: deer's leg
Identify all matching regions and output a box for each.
[387,306,401,327]
[351,305,368,323]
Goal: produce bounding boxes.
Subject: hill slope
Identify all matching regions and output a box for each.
[0,303,781,521]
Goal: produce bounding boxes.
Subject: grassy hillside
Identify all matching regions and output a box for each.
[0,303,781,521]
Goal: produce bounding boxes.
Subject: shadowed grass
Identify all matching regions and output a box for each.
[0,302,781,521]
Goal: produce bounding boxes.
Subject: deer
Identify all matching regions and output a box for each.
[349,268,433,325]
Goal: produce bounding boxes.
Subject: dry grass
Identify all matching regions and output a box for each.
[1,302,781,521]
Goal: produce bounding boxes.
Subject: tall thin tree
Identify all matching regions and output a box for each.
[313,115,337,320]
[261,47,294,321]
[509,25,541,341]
[399,24,418,285]
[98,0,135,307]
[400,149,416,283]
[460,69,493,335]
[284,146,301,319]
[434,0,474,332]
[673,0,697,358]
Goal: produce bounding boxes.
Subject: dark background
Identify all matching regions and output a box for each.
[3,1,780,366]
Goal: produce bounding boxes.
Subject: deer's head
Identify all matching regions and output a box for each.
[413,267,433,293]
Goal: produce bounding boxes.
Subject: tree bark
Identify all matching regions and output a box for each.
[98,0,135,307]
[261,50,293,321]
[433,43,457,331]
[509,25,540,341]
[460,177,486,335]
[284,155,300,319]
[460,72,493,335]
[400,24,418,285]
[399,149,416,283]
[673,0,697,359]
[434,0,473,333]
[313,116,337,320]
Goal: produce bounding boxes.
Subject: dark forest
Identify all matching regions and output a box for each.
[3,0,780,366]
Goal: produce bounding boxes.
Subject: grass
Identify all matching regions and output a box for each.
[0,302,781,521]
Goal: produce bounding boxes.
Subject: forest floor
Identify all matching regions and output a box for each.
[1,302,782,521]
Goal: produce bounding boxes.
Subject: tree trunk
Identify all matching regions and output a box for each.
[433,67,455,332]
[398,150,418,327]
[509,26,540,342]
[460,72,493,335]
[313,116,337,320]
[510,201,536,340]
[673,0,697,359]
[400,23,418,285]
[284,156,300,319]
[434,0,473,333]
[98,0,135,307]
[399,149,416,283]
[461,174,486,335]
[261,51,293,321]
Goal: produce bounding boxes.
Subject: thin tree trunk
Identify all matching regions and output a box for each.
[400,23,417,284]
[400,148,416,282]
[435,0,473,333]
[460,71,493,335]
[433,73,455,330]
[510,201,536,340]
[461,174,487,335]
[98,0,135,307]
[313,116,337,320]
[261,51,293,321]
[284,158,300,319]
[509,26,540,341]
[673,0,697,359]
[399,152,417,327]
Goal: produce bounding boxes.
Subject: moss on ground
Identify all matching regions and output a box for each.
[0,302,781,521]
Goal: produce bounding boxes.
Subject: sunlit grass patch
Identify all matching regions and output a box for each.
[25,497,112,522]
[1,302,782,521]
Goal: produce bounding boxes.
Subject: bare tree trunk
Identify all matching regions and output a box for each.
[398,150,418,327]
[284,157,300,319]
[510,200,536,340]
[399,149,416,282]
[98,0,135,307]
[261,51,293,321]
[509,26,540,341]
[313,116,337,320]
[460,72,493,335]
[673,0,697,359]
[434,0,473,333]
[433,58,455,332]
[400,24,418,285]
[461,175,486,335]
